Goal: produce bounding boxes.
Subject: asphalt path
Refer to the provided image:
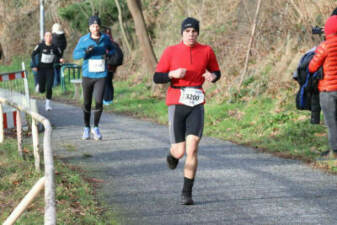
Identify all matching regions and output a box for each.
[39,101,337,225]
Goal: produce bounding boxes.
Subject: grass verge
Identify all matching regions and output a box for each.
[0,138,119,225]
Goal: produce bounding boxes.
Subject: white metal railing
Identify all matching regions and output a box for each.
[0,97,55,224]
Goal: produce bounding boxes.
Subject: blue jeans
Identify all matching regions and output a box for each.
[32,70,38,86]
[53,67,61,86]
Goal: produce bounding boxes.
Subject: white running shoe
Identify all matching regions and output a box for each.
[45,99,52,111]
[91,127,102,140]
[82,127,90,140]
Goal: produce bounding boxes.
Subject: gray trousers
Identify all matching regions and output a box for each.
[320,91,337,150]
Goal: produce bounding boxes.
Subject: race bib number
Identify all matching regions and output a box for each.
[41,53,55,63]
[89,59,105,72]
[179,88,204,107]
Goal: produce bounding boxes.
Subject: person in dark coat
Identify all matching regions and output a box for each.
[30,53,40,90]
[103,27,117,105]
[52,23,67,86]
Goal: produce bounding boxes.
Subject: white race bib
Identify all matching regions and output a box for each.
[41,53,55,63]
[179,87,204,107]
[89,59,105,72]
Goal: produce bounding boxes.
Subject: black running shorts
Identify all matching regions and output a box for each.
[168,104,204,144]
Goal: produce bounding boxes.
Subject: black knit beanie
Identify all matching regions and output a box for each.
[181,17,199,34]
[332,7,337,16]
[88,15,101,26]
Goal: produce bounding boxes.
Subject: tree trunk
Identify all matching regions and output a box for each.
[238,0,262,88]
[114,0,132,54]
[126,0,157,74]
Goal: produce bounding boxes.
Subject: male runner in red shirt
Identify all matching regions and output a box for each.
[153,17,221,205]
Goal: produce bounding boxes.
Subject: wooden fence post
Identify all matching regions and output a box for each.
[32,118,40,172]
[16,110,23,157]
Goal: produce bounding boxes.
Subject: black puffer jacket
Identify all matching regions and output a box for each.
[52,33,67,56]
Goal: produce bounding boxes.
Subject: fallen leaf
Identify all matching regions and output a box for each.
[86,178,105,183]
[314,133,326,137]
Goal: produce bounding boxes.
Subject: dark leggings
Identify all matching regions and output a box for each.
[82,77,106,127]
[38,67,54,99]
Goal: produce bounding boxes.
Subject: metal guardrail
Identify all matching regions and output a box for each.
[59,63,81,92]
[0,97,55,225]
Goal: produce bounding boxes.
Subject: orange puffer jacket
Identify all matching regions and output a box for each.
[309,34,337,92]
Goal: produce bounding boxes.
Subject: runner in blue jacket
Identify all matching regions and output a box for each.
[73,15,115,140]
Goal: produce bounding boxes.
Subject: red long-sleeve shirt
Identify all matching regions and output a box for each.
[155,41,220,105]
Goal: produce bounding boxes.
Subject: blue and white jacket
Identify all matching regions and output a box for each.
[73,33,115,79]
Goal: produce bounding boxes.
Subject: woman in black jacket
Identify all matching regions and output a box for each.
[32,32,63,111]
[52,23,67,86]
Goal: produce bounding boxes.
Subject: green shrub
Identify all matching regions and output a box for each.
[58,0,130,33]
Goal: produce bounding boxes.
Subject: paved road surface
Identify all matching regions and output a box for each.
[39,101,337,225]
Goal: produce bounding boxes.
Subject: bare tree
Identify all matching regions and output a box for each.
[238,0,262,88]
[89,0,96,15]
[114,0,132,54]
[126,0,157,74]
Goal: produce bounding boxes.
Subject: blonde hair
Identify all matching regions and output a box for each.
[52,23,64,34]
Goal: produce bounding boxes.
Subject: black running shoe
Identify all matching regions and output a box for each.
[181,192,194,205]
[317,150,337,161]
[320,150,331,157]
[166,154,179,169]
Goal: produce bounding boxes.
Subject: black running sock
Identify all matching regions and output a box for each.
[182,177,194,194]
[168,152,178,161]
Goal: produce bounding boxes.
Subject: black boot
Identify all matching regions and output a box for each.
[310,111,320,124]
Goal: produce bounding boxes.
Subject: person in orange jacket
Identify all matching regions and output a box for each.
[309,15,337,158]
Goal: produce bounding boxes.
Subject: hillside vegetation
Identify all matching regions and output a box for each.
[142,0,334,101]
